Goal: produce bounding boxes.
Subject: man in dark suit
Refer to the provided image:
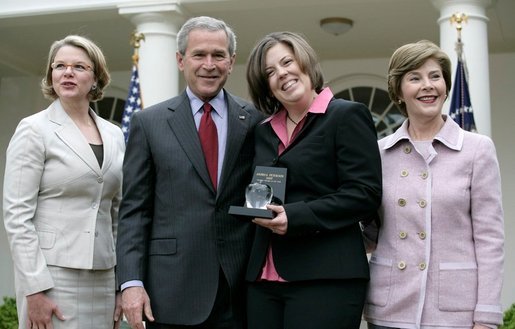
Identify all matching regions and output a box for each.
[116,16,263,329]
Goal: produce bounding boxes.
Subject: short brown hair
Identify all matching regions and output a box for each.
[246,31,324,115]
[388,40,451,116]
[41,35,110,101]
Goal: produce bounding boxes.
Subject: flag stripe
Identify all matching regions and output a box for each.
[449,51,476,132]
[122,65,143,143]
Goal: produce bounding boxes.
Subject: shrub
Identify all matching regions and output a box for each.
[502,303,515,329]
[0,296,18,329]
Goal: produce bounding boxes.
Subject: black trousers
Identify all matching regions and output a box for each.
[247,279,367,329]
[147,271,236,329]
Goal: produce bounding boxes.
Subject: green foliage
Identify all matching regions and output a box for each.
[502,303,515,329]
[0,296,18,329]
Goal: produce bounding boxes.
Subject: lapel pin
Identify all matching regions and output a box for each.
[239,115,246,120]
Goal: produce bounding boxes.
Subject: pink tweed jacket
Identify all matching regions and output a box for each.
[363,116,504,328]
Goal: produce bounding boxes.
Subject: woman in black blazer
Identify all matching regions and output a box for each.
[245,31,382,329]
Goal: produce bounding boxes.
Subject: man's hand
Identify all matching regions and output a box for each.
[122,287,154,329]
[26,292,65,329]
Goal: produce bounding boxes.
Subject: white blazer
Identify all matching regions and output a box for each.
[3,99,125,297]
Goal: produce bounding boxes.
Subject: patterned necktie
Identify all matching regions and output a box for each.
[199,103,218,189]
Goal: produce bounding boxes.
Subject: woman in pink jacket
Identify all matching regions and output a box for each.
[363,40,504,329]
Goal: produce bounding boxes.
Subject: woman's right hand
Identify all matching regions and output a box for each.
[26,291,65,329]
[252,204,288,235]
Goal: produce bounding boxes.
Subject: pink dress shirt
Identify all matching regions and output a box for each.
[259,88,333,281]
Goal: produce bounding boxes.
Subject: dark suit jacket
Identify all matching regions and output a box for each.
[246,98,382,282]
[116,90,263,326]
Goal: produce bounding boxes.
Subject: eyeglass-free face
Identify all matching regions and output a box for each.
[51,62,93,72]
[176,29,235,102]
[51,45,97,102]
[399,58,447,122]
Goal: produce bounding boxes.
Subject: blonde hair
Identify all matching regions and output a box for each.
[41,35,110,101]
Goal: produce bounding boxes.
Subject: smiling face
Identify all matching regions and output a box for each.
[51,45,96,103]
[399,58,447,121]
[264,42,314,110]
[176,29,235,102]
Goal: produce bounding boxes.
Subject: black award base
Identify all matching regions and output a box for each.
[228,206,274,219]
[228,166,287,220]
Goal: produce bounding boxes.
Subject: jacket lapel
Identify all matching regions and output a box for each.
[49,100,102,176]
[93,111,115,173]
[167,93,215,192]
[218,93,250,192]
[277,112,318,158]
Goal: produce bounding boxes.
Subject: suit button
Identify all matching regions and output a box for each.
[399,231,407,239]
[97,177,103,183]
[420,171,428,179]
[418,231,426,240]
[400,169,409,177]
[398,261,406,270]
[403,146,412,154]
[95,231,99,237]
[398,198,406,207]
[418,199,427,208]
[91,202,98,209]
[418,262,427,270]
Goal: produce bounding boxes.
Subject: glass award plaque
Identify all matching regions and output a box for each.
[245,183,273,209]
[229,166,287,219]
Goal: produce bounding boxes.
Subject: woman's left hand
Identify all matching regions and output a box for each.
[252,204,288,235]
[113,291,123,329]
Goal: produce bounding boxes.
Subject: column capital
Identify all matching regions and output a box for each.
[431,0,496,10]
[118,1,185,37]
[118,0,185,16]
[431,0,495,25]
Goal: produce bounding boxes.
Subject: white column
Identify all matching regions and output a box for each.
[119,2,185,107]
[431,0,494,136]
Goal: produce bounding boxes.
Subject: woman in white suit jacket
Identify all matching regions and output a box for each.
[363,40,504,329]
[3,35,125,329]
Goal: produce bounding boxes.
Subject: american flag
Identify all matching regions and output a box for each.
[121,65,143,142]
[449,41,476,132]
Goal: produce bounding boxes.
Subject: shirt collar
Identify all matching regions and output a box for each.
[263,87,334,124]
[187,87,226,118]
[381,114,464,151]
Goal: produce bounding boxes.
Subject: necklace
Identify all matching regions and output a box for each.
[286,94,317,126]
[286,113,299,125]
